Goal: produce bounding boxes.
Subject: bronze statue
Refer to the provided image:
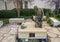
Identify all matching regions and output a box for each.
[34,6,43,28]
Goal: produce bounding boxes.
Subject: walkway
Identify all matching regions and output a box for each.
[0,19,60,42]
[0,24,19,42]
[43,21,60,42]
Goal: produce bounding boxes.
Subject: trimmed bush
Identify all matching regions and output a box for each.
[0,9,35,18]
[20,9,35,16]
[0,10,17,18]
[0,8,53,18]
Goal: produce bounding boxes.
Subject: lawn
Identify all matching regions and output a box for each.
[54,17,60,21]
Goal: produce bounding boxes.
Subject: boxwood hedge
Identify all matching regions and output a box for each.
[0,10,17,18]
[0,9,51,18]
[0,9,35,18]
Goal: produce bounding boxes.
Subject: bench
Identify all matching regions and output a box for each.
[50,17,60,27]
[0,21,3,27]
[9,18,24,24]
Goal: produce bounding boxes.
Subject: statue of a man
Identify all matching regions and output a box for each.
[34,6,44,28]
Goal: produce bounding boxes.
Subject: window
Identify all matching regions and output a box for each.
[29,33,35,37]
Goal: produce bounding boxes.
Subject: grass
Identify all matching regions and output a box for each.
[54,17,60,21]
[0,18,9,26]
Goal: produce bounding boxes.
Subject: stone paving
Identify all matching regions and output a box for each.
[43,21,60,42]
[0,19,60,42]
[0,24,19,42]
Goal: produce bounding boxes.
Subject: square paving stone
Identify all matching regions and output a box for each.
[50,38,60,42]
[48,28,60,35]
[1,35,16,42]
[47,32,57,38]
[8,29,17,35]
[0,28,11,34]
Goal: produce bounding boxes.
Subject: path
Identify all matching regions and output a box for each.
[43,21,60,42]
[0,24,19,42]
[0,19,60,42]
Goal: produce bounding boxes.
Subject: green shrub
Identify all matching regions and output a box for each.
[0,9,35,18]
[54,14,60,21]
[0,10,17,18]
[19,16,33,19]
[0,8,53,18]
[46,13,49,21]
[20,9,35,16]
[46,13,51,25]
[43,9,51,16]
[0,18,9,25]
[56,14,60,18]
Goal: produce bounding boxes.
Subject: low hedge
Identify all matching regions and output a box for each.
[0,9,51,18]
[0,9,35,18]
[20,9,35,16]
[0,10,17,18]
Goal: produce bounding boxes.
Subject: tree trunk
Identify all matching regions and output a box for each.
[20,0,23,9]
[17,8,20,17]
[13,0,20,17]
[4,1,7,10]
[17,0,20,17]
[24,1,28,9]
[55,0,59,14]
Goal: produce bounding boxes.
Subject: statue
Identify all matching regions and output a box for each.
[34,6,43,28]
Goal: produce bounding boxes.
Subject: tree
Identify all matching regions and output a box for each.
[20,0,23,9]
[13,0,20,17]
[4,0,7,10]
[0,0,12,10]
[13,0,34,17]
[23,0,34,9]
[0,0,7,10]
[52,0,60,14]
[24,1,28,9]
[46,0,60,14]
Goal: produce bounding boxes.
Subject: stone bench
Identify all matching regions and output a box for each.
[0,21,3,27]
[50,17,60,27]
[9,18,24,24]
